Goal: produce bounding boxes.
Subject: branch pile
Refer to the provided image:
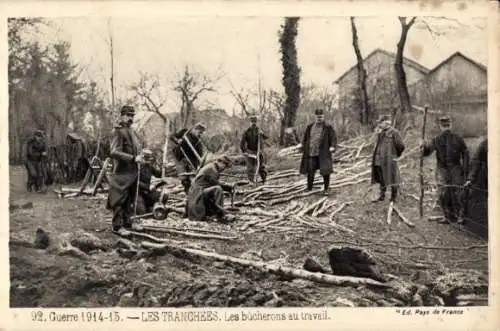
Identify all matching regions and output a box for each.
[277,134,374,163]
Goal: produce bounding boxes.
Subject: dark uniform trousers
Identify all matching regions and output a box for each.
[307,156,330,191]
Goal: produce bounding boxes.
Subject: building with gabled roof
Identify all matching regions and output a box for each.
[409,51,487,137]
[334,48,430,119]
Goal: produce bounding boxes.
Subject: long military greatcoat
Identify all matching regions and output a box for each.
[106,123,142,210]
[422,130,469,186]
[299,122,337,176]
[371,127,405,188]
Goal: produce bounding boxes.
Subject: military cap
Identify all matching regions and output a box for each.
[34,129,45,137]
[141,148,155,161]
[314,109,324,115]
[218,155,233,167]
[120,105,135,116]
[378,114,392,122]
[193,122,207,132]
[438,116,451,126]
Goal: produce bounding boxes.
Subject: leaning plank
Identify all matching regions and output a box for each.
[91,158,111,196]
[141,241,389,288]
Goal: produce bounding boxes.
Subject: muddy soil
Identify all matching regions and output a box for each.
[9,142,488,308]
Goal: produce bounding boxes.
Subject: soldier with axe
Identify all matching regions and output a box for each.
[169,122,207,194]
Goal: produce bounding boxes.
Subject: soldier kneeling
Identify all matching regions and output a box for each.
[135,149,169,216]
[186,155,236,223]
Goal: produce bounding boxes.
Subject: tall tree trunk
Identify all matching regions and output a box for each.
[394,17,416,123]
[279,17,301,146]
[350,17,371,126]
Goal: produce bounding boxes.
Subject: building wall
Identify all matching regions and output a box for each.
[338,50,427,115]
[410,55,487,105]
[134,113,169,151]
[409,54,487,137]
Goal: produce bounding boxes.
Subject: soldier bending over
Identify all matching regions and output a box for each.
[186,156,236,223]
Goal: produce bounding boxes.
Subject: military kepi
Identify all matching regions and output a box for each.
[120,105,135,116]
[218,155,233,166]
[315,109,324,115]
[378,113,391,122]
[438,115,451,126]
[193,122,207,132]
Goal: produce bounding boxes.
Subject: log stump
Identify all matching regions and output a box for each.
[328,245,386,282]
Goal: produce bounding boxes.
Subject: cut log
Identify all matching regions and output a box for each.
[141,241,389,288]
[329,202,350,220]
[393,206,415,228]
[386,201,394,225]
[142,226,238,241]
[298,197,328,217]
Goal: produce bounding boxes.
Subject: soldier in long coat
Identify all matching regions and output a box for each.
[240,113,268,184]
[24,130,48,193]
[299,108,337,196]
[106,105,146,234]
[169,123,206,194]
[421,116,469,223]
[462,137,487,237]
[371,114,405,202]
[186,156,235,223]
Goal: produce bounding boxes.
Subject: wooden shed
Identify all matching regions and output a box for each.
[409,52,487,137]
[334,48,430,116]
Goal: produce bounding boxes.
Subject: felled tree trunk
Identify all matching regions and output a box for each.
[141,241,389,288]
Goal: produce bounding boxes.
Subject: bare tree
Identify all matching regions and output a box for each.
[173,65,221,127]
[394,16,417,121]
[129,72,168,123]
[350,17,371,125]
[230,88,251,117]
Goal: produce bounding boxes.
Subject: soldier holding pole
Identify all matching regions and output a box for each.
[169,122,207,194]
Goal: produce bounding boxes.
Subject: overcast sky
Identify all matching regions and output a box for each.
[38,16,487,114]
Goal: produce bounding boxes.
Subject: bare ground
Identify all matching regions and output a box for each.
[9,137,488,308]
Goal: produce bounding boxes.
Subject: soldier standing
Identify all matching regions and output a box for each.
[24,129,48,193]
[421,116,470,223]
[135,149,169,215]
[240,113,268,184]
[106,105,145,234]
[299,109,337,196]
[169,123,206,194]
[371,114,405,202]
[462,137,487,237]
